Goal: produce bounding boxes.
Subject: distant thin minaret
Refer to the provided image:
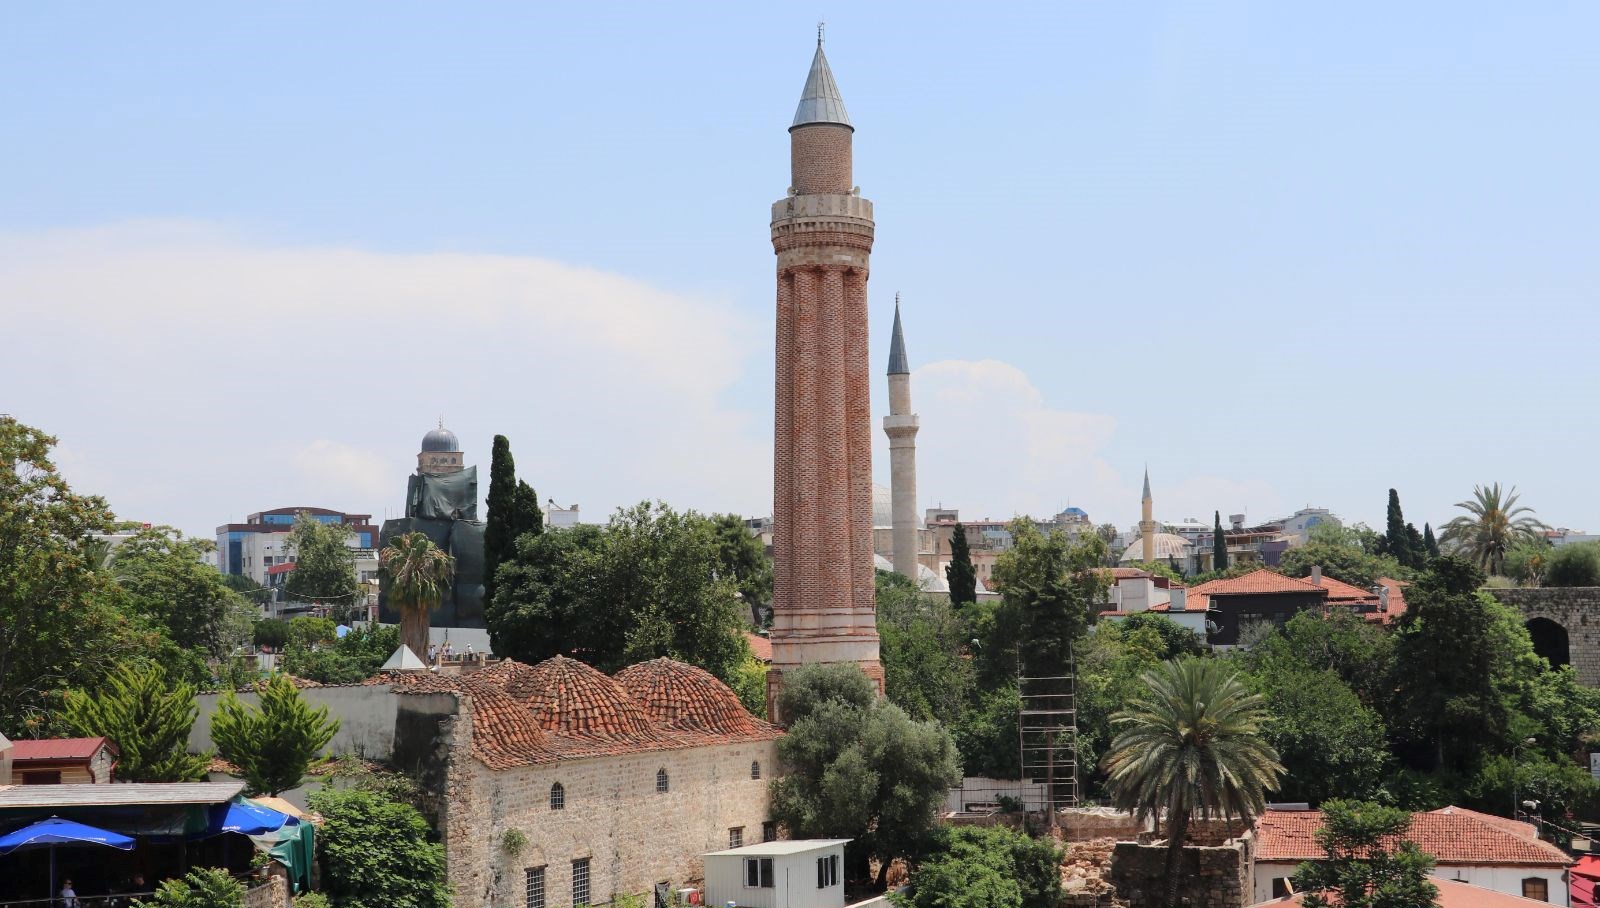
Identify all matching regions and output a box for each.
[884,295,919,581]
[1140,468,1155,563]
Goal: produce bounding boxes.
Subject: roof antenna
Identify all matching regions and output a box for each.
[818,19,825,48]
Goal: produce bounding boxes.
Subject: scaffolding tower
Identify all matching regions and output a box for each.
[1019,657,1080,814]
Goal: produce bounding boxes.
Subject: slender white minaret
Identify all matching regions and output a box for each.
[1140,467,1155,563]
[884,295,920,581]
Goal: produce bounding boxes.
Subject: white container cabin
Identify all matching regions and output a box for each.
[702,839,850,908]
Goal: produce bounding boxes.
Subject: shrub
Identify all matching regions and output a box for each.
[1546,543,1600,588]
[310,787,449,908]
[135,868,244,908]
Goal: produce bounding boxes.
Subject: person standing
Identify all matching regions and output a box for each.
[60,878,79,908]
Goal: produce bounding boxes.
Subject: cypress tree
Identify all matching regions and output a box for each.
[1423,523,1440,560]
[946,522,978,607]
[1384,489,1411,568]
[1404,522,1426,568]
[512,480,543,539]
[483,435,518,604]
[1213,511,1229,572]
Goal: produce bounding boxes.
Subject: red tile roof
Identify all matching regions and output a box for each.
[744,631,773,663]
[382,655,780,771]
[1255,808,1570,866]
[1306,574,1379,603]
[616,658,772,737]
[1252,877,1559,908]
[9,737,112,762]
[1190,569,1326,598]
[1378,577,1410,622]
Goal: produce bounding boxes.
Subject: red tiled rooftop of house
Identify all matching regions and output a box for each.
[744,631,773,663]
[1255,808,1570,866]
[1378,577,1409,621]
[1304,574,1379,602]
[1252,877,1558,908]
[1188,569,1327,599]
[9,737,112,762]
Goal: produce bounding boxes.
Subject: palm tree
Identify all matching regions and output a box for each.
[1104,658,1283,908]
[379,532,455,661]
[1438,483,1549,576]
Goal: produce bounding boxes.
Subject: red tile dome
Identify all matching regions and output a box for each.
[614,658,767,736]
[506,655,660,740]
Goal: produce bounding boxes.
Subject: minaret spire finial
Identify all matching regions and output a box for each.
[818,19,825,47]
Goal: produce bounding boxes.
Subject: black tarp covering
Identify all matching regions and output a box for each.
[378,466,486,628]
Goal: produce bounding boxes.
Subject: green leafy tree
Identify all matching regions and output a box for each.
[1546,542,1600,587]
[310,786,449,908]
[222,572,272,605]
[1074,620,1172,797]
[1389,557,1505,771]
[945,522,978,608]
[898,826,1061,908]
[770,664,960,888]
[1279,522,1408,589]
[211,673,339,795]
[1292,800,1438,908]
[1213,511,1229,572]
[1504,539,1554,586]
[1423,524,1440,560]
[981,521,1106,685]
[283,513,362,607]
[281,624,401,685]
[0,416,152,735]
[111,528,248,656]
[253,619,290,650]
[62,661,209,782]
[1104,658,1283,908]
[288,617,337,648]
[1251,609,1396,709]
[951,683,1022,780]
[488,503,746,682]
[1246,666,1391,805]
[135,867,244,908]
[1439,483,1549,576]
[876,570,970,723]
[380,532,455,662]
[728,647,770,719]
[713,513,772,625]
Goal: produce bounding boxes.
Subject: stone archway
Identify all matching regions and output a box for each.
[1526,616,1571,670]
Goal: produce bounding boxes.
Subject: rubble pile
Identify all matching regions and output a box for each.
[1060,837,1117,895]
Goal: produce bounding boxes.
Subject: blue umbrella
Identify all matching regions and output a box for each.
[206,797,296,836]
[335,625,351,638]
[0,816,135,901]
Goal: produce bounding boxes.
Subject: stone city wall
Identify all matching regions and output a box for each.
[1109,837,1251,908]
[1486,587,1600,686]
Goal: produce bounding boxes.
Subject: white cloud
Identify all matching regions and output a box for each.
[880,359,1122,521]
[0,221,768,535]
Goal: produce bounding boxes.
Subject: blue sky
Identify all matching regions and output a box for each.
[3,3,1596,540]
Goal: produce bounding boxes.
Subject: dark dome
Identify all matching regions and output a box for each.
[421,426,459,453]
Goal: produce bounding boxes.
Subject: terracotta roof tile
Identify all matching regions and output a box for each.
[1378,577,1409,622]
[744,632,773,663]
[382,655,781,771]
[615,658,780,738]
[1254,877,1561,908]
[1256,808,1571,866]
[1188,569,1327,599]
[9,737,112,762]
[1306,575,1380,603]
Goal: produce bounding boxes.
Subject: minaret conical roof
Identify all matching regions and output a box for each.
[887,296,909,375]
[791,44,852,130]
[1142,467,1151,501]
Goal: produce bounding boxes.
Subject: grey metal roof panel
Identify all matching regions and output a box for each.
[0,782,243,809]
[887,299,909,375]
[791,46,852,129]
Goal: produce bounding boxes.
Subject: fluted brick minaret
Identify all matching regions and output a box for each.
[767,37,883,721]
[884,297,920,581]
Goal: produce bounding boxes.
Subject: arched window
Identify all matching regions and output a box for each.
[656,768,669,794]
[751,760,761,780]
[549,782,565,810]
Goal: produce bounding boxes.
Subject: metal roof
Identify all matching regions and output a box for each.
[887,298,909,375]
[791,45,851,130]
[8,737,111,762]
[704,838,851,858]
[0,782,243,809]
